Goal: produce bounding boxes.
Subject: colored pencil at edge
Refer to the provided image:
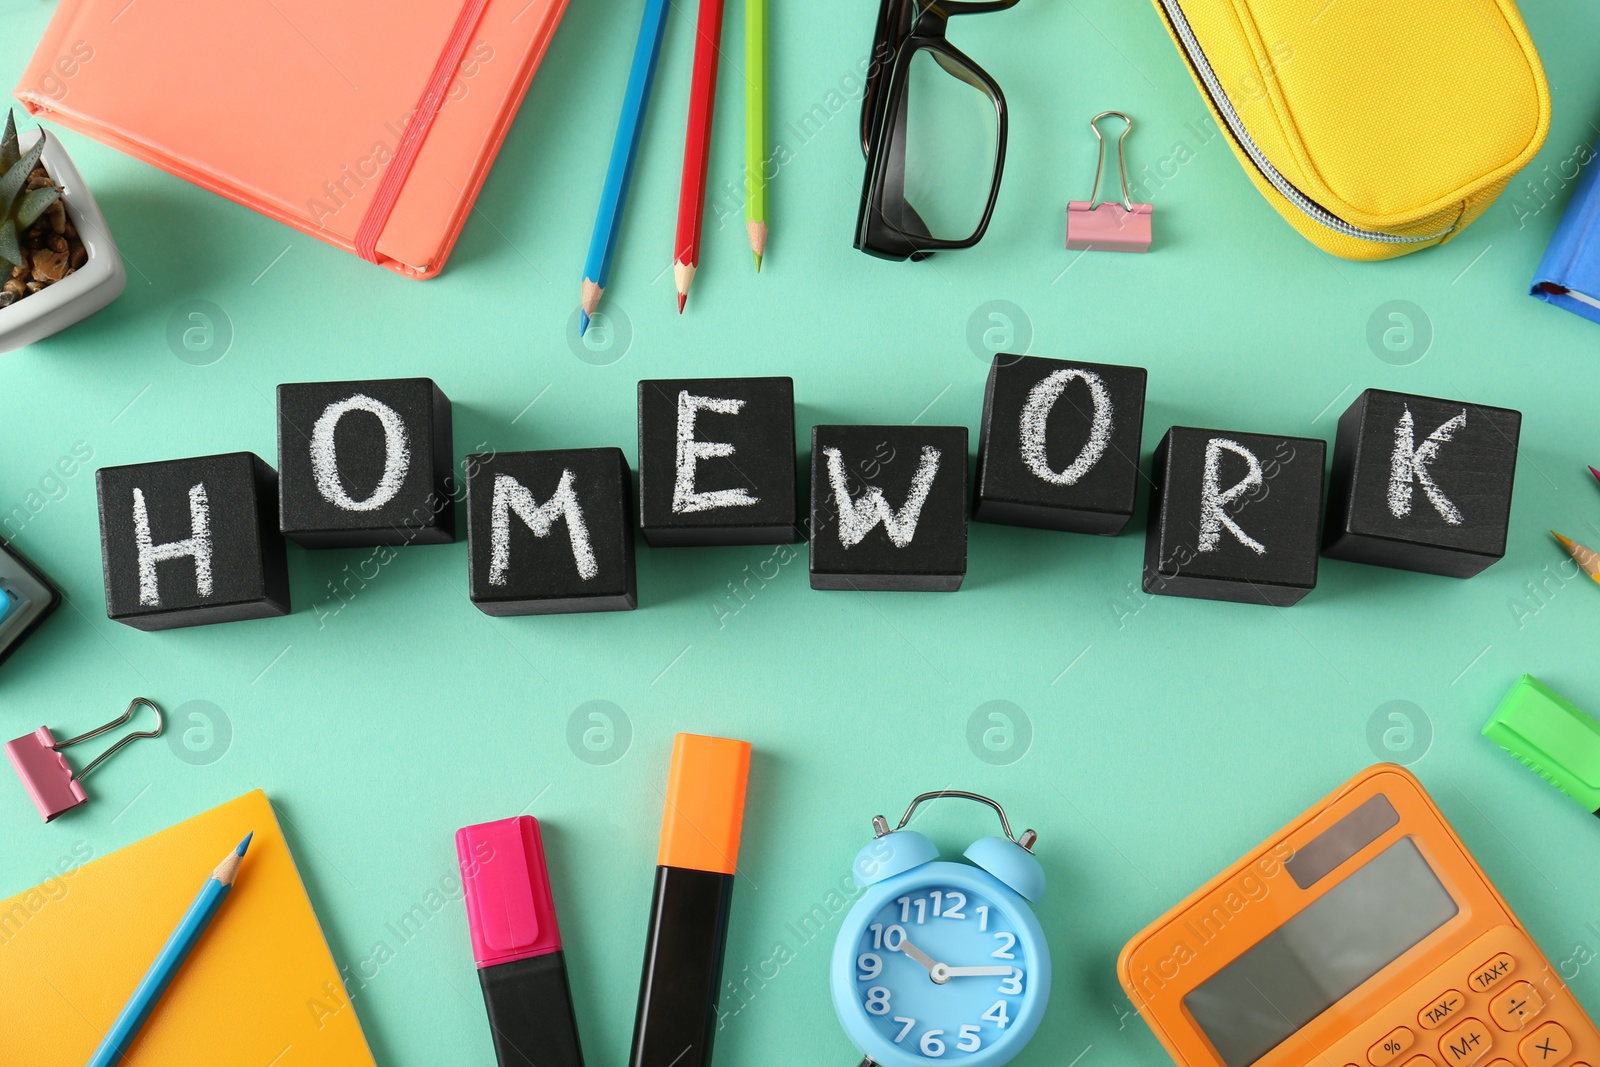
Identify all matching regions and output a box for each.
[1553,531,1600,587]
[1589,465,1600,487]
[675,0,728,312]
[580,0,672,336]
[745,0,768,271]
[86,834,253,1067]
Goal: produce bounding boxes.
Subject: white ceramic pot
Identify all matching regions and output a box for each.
[0,128,125,354]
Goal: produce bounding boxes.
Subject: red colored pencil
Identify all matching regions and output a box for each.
[1589,464,1600,486]
[674,0,726,313]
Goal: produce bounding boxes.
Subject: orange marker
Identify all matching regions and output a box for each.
[1553,530,1600,586]
[628,733,751,1067]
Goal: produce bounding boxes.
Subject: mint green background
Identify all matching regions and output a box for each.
[5,1,1600,1065]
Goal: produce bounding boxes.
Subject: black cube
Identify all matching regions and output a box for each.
[1323,389,1520,578]
[97,452,290,630]
[975,355,1147,535]
[637,376,798,546]
[277,377,455,548]
[810,425,968,591]
[1144,427,1326,606]
[466,449,637,616]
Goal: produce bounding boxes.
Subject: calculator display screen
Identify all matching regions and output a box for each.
[1184,837,1459,1067]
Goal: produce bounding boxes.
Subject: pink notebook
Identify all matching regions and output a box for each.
[16,0,568,278]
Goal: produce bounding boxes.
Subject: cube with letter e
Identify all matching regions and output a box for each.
[636,376,798,546]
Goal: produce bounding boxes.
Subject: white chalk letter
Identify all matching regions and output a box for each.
[673,391,758,514]
[826,446,941,548]
[489,471,597,584]
[1388,405,1466,525]
[310,394,411,512]
[134,483,213,606]
[1019,368,1112,485]
[1198,438,1266,555]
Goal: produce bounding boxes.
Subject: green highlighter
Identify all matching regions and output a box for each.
[1484,674,1600,817]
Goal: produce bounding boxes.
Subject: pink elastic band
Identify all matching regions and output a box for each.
[354,0,492,265]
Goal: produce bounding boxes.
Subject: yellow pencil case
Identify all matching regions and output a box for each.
[1149,0,1550,259]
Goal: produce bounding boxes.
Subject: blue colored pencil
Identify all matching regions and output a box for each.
[581,0,672,335]
[86,833,252,1067]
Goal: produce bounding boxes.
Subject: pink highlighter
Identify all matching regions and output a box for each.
[457,816,586,1067]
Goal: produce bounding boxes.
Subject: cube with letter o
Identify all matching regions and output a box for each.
[277,378,455,548]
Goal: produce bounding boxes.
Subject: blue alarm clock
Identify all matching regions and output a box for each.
[832,791,1051,1067]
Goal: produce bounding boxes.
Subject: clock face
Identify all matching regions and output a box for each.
[851,885,1030,1059]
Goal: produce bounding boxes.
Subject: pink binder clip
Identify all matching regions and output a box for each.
[1066,111,1153,253]
[6,698,163,822]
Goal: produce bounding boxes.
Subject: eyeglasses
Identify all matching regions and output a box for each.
[856,0,1018,261]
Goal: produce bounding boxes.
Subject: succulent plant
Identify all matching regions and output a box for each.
[0,109,63,275]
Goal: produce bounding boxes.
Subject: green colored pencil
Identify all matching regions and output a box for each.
[745,0,767,270]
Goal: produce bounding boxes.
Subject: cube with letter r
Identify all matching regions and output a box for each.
[810,425,968,591]
[1323,389,1521,577]
[974,354,1147,535]
[1144,427,1326,606]
[465,449,637,615]
[636,376,798,546]
[277,377,455,548]
[96,452,290,630]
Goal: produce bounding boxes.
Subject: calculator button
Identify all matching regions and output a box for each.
[1489,983,1545,1032]
[1422,991,1469,1030]
[1470,954,1517,994]
[1402,1055,1438,1067]
[1518,1022,1571,1067]
[1440,1018,1495,1067]
[1371,1027,1418,1065]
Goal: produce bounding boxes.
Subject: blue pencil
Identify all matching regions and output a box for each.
[86,833,252,1067]
[581,0,672,335]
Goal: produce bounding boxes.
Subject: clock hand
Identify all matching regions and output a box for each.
[896,939,940,974]
[941,965,1016,978]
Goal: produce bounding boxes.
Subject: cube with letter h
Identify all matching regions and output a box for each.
[96,452,291,630]
[810,425,968,591]
[277,377,455,548]
[637,376,798,546]
[974,354,1147,534]
[1323,389,1521,577]
[1144,427,1326,606]
[466,449,637,615]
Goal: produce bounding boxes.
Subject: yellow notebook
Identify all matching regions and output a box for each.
[0,790,376,1065]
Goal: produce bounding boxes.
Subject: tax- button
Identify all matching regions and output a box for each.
[1470,954,1517,994]
[1489,982,1545,1032]
[1421,991,1467,1030]
[1518,1022,1571,1067]
[1371,1027,1417,1065]
[1439,1018,1494,1067]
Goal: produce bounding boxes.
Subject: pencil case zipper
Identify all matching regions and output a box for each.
[1154,0,1455,246]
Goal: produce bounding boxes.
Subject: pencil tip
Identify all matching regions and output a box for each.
[580,310,590,336]
[677,292,687,314]
[237,832,253,857]
[1590,465,1600,484]
[754,252,762,273]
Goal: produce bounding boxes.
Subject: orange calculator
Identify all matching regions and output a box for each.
[1119,764,1598,1067]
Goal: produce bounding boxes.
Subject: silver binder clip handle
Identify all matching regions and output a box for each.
[1086,111,1135,212]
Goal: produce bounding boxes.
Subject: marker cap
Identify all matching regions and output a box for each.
[457,816,562,967]
[657,733,751,873]
[1483,674,1600,813]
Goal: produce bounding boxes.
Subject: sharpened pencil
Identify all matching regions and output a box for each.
[86,834,253,1067]
[1589,465,1600,487]
[1553,531,1600,586]
[674,0,727,312]
[745,0,767,271]
[580,0,672,335]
